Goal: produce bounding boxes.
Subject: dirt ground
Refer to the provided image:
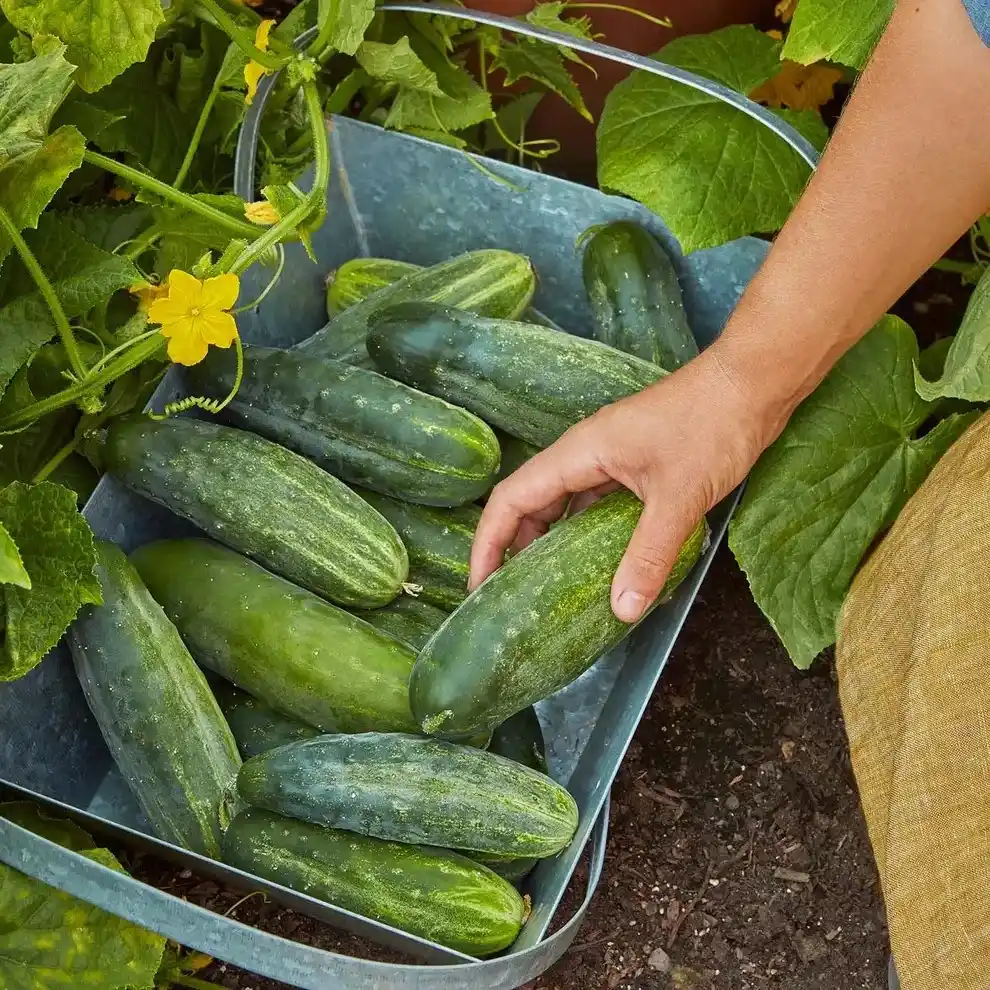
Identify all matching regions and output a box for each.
[127,548,890,990]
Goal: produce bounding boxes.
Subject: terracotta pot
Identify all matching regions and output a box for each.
[467,0,780,180]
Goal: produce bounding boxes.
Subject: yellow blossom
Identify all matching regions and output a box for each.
[148,270,240,366]
[245,19,276,105]
[765,29,784,41]
[129,280,169,313]
[245,200,281,225]
[108,185,133,202]
[775,0,798,23]
[751,60,844,112]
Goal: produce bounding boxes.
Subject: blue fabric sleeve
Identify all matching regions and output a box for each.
[963,0,990,45]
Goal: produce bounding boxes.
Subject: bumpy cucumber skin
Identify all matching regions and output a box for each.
[210,678,319,760]
[352,596,449,651]
[469,852,538,887]
[131,539,419,735]
[237,732,578,858]
[367,303,666,448]
[222,808,525,957]
[104,416,407,608]
[298,250,536,367]
[358,491,480,611]
[582,221,699,371]
[327,258,419,315]
[489,706,548,774]
[190,346,500,508]
[411,491,708,738]
[68,542,241,857]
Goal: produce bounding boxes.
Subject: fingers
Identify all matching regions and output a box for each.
[610,493,702,624]
[470,433,612,590]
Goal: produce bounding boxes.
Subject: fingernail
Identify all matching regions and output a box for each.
[614,590,647,623]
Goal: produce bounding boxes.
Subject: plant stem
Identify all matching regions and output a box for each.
[194,0,284,69]
[933,258,983,275]
[0,335,165,433]
[564,2,672,27]
[85,151,260,240]
[123,228,163,262]
[175,50,230,190]
[31,434,81,483]
[229,81,330,276]
[0,206,87,380]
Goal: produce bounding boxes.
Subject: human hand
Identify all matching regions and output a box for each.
[469,342,793,623]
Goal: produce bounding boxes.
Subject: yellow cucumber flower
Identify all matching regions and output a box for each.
[245,200,280,225]
[149,270,240,367]
[129,280,169,313]
[245,19,276,106]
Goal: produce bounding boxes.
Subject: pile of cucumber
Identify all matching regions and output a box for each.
[68,221,706,958]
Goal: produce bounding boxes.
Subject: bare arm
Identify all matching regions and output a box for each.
[471,0,990,621]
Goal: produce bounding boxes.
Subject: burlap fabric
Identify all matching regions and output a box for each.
[837,412,990,990]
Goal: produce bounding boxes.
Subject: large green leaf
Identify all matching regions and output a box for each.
[0,522,29,588]
[783,0,893,70]
[1,0,164,92]
[317,0,376,56]
[915,267,990,403]
[0,481,101,681]
[493,39,591,122]
[597,25,825,253]
[357,37,443,94]
[729,316,976,668]
[0,802,166,989]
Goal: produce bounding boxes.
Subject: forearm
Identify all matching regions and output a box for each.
[713,0,990,431]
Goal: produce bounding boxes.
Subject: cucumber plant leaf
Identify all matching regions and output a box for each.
[0,0,165,92]
[357,37,444,95]
[317,0,377,57]
[597,26,825,253]
[493,39,591,122]
[0,481,102,681]
[0,802,166,990]
[0,523,29,589]
[729,316,976,668]
[525,2,598,72]
[783,0,893,70]
[915,267,990,403]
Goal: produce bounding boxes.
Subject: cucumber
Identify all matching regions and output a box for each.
[489,706,548,774]
[222,808,525,957]
[411,491,708,738]
[581,221,698,371]
[131,539,420,734]
[367,303,666,448]
[469,852,537,887]
[326,255,561,330]
[189,346,500,508]
[210,678,319,760]
[104,416,408,608]
[297,250,536,367]
[358,491,480,611]
[68,542,241,857]
[491,430,542,489]
[327,257,418,315]
[237,732,578,858]
[352,596,449,651]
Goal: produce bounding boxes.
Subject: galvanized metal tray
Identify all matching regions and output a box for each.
[0,8,816,987]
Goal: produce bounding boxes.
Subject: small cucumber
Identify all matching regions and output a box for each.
[210,678,319,760]
[352,596,449,651]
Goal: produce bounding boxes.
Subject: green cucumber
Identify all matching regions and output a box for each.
[358,491,480,611]
[367,303,666,448]
[68,542,240,857]
[222,808,525,956]
[469,852,537,887]
[104,416,407,608]
[298,250,536,367]
[237,732,578,858]
[210,678,319,760]
[489,706,547,774]
[581,221,698,371]
[352,596,449,650]
[327,257,418,315]
[190,346,500,508]
[131,539,420,734]
[491,430,542,489]
[326,255,561,330]
[411,491,708,738]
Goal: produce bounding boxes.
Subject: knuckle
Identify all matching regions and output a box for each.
[629,542,672,576]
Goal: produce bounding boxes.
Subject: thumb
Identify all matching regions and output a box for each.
[610,495,700,624]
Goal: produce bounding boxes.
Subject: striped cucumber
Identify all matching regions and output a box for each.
[131,539,420,734]
[352,596,449,650]
[68,542,241,857]
[298,250,536,367]
[189,346,500,507]
[210,678,319,760]
[581,221,698,371]
[237,732,578,857]
[367,303,666,448]
[104,416,408,608]
[358,491,480,611]
[222,808,525,956]
[411,492,708,738]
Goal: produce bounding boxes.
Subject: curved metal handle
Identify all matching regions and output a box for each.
[234,4,819,201]
[0,800,609,990]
